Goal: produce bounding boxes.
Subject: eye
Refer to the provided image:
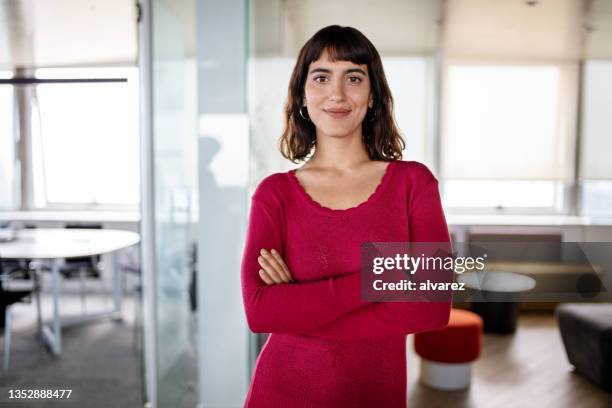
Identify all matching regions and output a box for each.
[348,76,363,84]
[313,75,328,83]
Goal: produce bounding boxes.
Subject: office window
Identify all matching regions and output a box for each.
[441,64,577,212]
[444,180,563,209]
[33,67,140,208]
[0,71,15,210]
[382,57,433,166]
[580,60,612,217]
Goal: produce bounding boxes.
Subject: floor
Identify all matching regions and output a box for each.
[0,285,143,408]
[406,313,612,408]
[2,280,611,408]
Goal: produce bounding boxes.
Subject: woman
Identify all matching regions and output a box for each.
[241,25,452,407]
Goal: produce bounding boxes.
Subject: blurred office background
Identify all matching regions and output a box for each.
[0,0,611,407]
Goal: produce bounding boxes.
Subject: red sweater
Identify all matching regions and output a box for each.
[241,160,452,408]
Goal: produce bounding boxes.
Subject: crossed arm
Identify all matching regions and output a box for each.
[240,181,452,340]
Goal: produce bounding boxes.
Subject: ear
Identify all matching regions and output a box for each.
[368,98,374,108]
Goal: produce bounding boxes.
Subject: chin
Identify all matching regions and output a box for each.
[319,128,355,138]
[315,122,362,139]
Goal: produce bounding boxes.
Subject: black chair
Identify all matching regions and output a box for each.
[1,224,37,280]
[1,256,41,372]
[0,259,32,280]
[116,246,141,352]
[60,223,104,312]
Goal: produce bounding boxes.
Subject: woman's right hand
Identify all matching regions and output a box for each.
[257,248,294,284]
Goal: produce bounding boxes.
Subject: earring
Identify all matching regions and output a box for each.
[299,105,310,121]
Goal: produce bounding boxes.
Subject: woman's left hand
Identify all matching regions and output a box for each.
[257,249,294,284]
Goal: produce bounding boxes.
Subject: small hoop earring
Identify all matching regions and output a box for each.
[299,105,310,121]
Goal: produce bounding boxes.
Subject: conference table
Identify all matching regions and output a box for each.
[0,228,140,355]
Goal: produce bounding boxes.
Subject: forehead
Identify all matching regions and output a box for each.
[308,50,368,73]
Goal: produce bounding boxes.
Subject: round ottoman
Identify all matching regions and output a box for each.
[414,308,483,390]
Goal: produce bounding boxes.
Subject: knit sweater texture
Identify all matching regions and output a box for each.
[241,160,452,407]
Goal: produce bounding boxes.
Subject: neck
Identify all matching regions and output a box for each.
[308,128,371,170]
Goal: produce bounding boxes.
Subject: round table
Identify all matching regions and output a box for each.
[0,228,140,355]
[457,270,536,334]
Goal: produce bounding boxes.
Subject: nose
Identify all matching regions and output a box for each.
[328,78,346,102]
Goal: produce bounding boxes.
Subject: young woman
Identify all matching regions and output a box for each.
[241,25,452,407]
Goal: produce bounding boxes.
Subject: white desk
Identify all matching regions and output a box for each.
[0,210,140,224]
[0,228,140,355]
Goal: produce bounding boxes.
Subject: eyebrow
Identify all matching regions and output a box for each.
[308,67,367,76]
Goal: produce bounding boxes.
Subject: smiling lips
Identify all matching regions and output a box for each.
[323,108,351,118]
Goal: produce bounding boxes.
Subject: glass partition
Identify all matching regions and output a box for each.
[141,0,199,406]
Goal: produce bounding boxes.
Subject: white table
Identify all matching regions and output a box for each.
[457,270,536,334]
[0,228,140,355]
[457,270,536,293]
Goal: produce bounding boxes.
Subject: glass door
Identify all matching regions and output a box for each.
[139,0,199,406]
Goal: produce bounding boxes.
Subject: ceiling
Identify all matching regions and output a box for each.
[252,0,442,56]
[252,0,612,60]
[0,0,137,70]
[443,0,585,60]
[0,0,611,70]
[586,0,612,59]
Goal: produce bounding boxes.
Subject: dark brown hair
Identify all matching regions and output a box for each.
[280,25,405,163]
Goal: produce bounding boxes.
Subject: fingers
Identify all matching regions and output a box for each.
[258,269,274,285]
[264,249,291,282]
[257,249,293,284]
[258,251,286,283]
[260,249,290,282]
[270,249,293,282]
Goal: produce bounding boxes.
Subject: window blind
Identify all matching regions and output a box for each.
[441,63,578,181]
[580,60,612,180]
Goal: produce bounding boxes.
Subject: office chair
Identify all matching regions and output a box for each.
[116,246,141,352]
[0,257,41,372]
[0,259,32,280]
[60,223,104,312]
[0,224,38,282]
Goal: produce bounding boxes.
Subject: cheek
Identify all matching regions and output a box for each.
[341,84,370,109]
[304,83,322,102]
[354,88,371,106]
[350,93,371,119]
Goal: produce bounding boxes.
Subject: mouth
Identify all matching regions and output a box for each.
[323,108,351,118]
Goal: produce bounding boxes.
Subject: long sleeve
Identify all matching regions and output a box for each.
[304,180,453,340]
[241,196,367,334]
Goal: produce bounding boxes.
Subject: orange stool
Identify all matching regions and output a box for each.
[414,308,483,390]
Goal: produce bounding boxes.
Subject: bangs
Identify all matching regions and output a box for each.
[303,26,373,67]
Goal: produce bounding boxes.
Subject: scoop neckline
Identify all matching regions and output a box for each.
[288,160,396,216]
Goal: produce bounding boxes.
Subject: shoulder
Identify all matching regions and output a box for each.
[392,161,443,214]
[393,160,438,186]
[252,171,292,208]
